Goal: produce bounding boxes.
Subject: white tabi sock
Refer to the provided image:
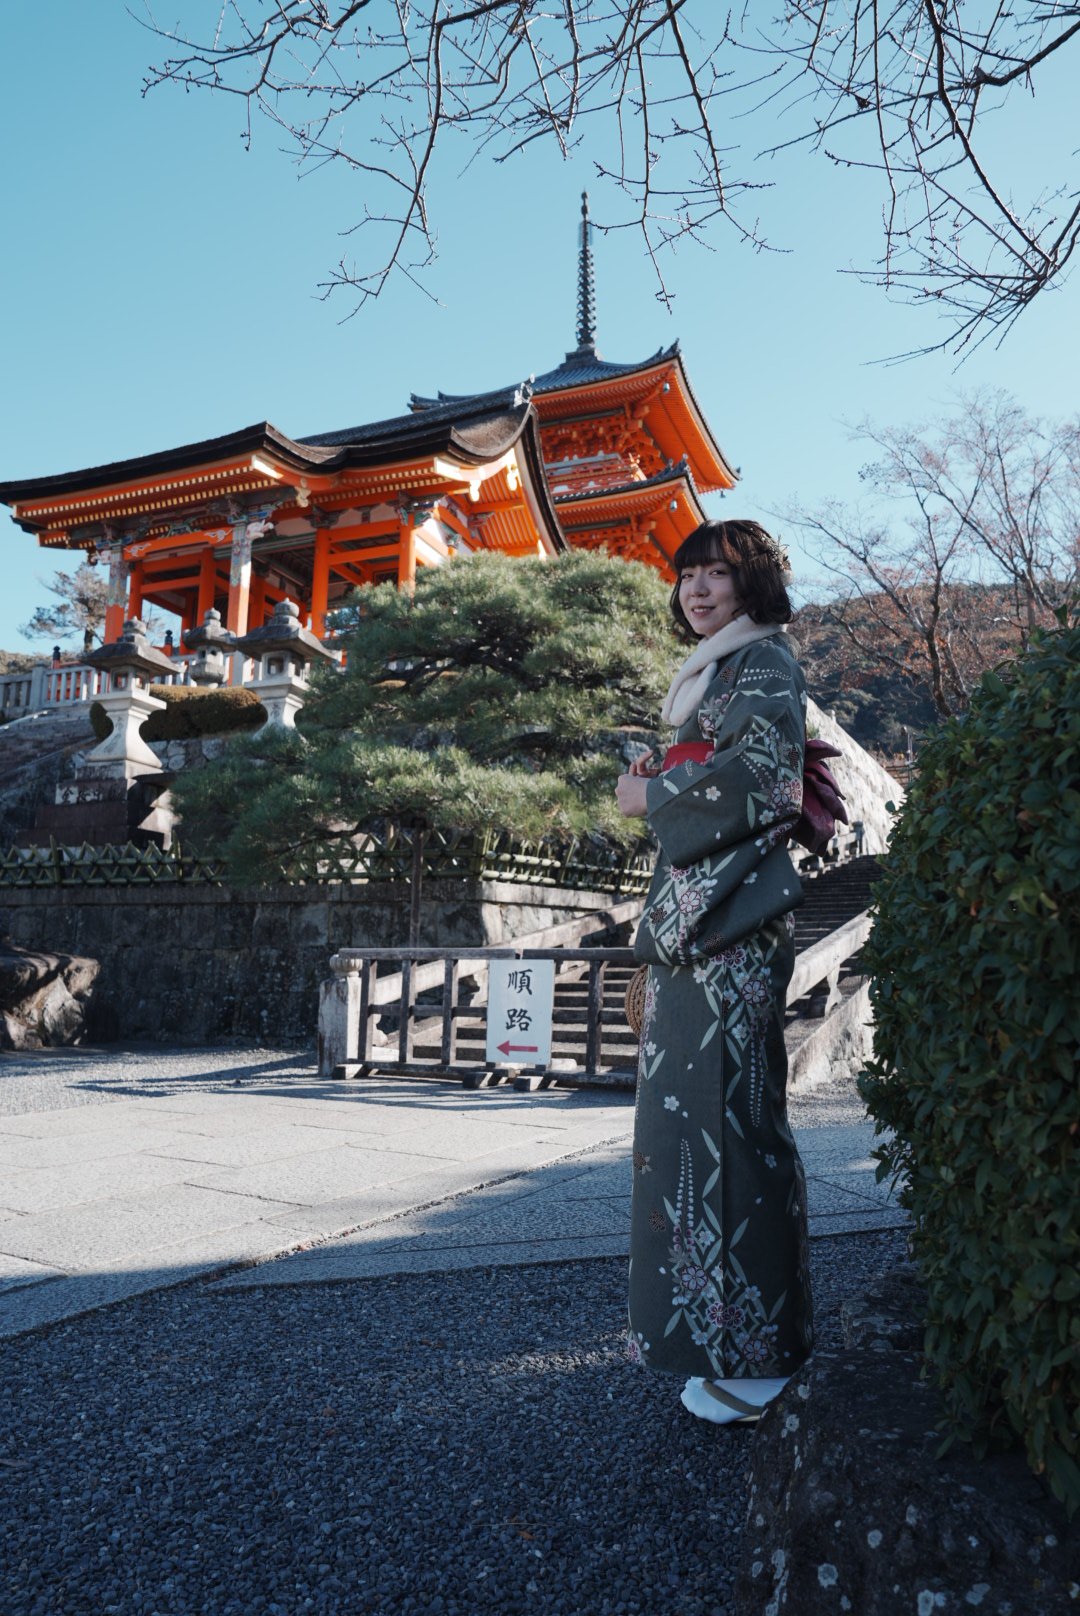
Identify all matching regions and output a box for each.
[680,1375,791,1425]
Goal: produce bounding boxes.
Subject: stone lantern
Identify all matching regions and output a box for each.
[235,599,336,731]
[182,607,237,688]
[83,619,177,779]
[31,618,179,848]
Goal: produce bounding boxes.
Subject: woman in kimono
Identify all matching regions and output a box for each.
[615,519,813,1425]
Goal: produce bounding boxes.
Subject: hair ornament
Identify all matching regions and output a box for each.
[764,532,791,574]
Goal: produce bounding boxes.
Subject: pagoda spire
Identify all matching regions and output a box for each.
[575,191,598,355]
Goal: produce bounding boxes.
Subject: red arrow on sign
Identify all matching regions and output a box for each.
[497,1040,539,1056]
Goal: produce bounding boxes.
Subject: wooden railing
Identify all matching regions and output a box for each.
[319,903,874,1091]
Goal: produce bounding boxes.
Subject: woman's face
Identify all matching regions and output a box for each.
[678,553,743,638]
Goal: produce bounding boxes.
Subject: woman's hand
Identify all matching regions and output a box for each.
[616,772,651,819]
[628,749,660,778]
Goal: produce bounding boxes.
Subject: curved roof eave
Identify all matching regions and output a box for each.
[305,386,528,443]
[325,401,537,470]
[0,401,556,531]
[505,408,568,554]
[0,423,340,512]
[666,352,739,489]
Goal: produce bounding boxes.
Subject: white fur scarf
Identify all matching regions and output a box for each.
[661,619,785,729]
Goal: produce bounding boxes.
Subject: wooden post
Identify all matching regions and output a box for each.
[103,543,129,642]
[127,562,145,623]
[585,959,606,1076]
[310,528,332,638]
[196,547,217,624]
[398,517,416,591]
[249,571,267,632]
[408,828,425,949]
[359,960,374,1063]
[440,957,460,1067]
[398,957,417,1065]
[226,520,253,638]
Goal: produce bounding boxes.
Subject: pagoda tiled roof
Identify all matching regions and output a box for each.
[409,342,682,411]
[300,387,531,450]
[554,458,697,504]
[297,396,539,468]
[532,341,681,394]
[0,424,338,507]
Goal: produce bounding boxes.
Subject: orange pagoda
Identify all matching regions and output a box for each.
[0,197,737,650]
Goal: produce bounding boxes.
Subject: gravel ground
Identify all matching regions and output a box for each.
[0,1229,908,1616]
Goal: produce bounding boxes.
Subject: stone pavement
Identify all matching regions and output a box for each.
[0,1047,905,1337]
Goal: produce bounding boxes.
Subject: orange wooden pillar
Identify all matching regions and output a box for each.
[310,528,332,638]
[196,546,218,626]
[397,517,416,591]
[226,520,252,638]
[103,543,129,643]
[127,561,145,623]
[249,571,267,631]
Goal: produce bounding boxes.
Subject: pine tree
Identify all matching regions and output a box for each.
[20,562,161,651]
[173,551,676,920]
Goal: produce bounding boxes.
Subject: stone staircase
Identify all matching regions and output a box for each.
[0,709,98,844]
[409,857,882,1083]
[0,708,96,775]
[792,854,881,951]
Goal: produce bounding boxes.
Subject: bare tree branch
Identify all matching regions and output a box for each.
[139,1,1080,349]
[785,392,1080,718]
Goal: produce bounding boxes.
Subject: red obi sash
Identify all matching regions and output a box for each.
[661,742,713,771]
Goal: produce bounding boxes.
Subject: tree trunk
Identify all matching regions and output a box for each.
[408,829,425,950]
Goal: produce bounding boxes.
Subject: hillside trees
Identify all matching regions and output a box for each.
[141,1,1080,350]
[791,393,1080,727]
[172,550,675,917]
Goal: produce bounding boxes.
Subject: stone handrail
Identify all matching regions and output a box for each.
[787,909,872,1011]
[0,656,195,717]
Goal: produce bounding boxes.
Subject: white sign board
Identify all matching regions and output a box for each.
[485,959,555,1067]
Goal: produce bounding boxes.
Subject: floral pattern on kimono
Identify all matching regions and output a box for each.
[627,636,813,1380]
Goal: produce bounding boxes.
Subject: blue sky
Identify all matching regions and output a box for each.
[1,4,1076,656]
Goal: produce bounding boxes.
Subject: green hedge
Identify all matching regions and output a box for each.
[89,684,265,743]
[860,619,1080,1512]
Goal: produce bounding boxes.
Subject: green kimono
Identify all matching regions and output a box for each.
[627,633,814,1380]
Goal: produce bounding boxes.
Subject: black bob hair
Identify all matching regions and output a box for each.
[669,519,794,640]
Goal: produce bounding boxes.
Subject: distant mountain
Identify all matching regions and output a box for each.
[0,650,35,674]
[793,584,1031,756]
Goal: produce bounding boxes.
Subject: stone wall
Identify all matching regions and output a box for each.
[0,879,628,1046]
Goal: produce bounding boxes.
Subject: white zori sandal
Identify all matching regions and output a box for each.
[680,1376,791,1425]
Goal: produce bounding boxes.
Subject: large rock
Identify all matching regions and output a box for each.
[0,939,100,1050]
[736,1268,1076,1615]
[806,698,902,856]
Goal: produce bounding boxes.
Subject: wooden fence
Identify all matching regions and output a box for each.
[0,829,654,895]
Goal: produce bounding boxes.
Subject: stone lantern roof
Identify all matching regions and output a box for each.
[85,619,177,679]
[235,599,337,663]
[182,607,237,654]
